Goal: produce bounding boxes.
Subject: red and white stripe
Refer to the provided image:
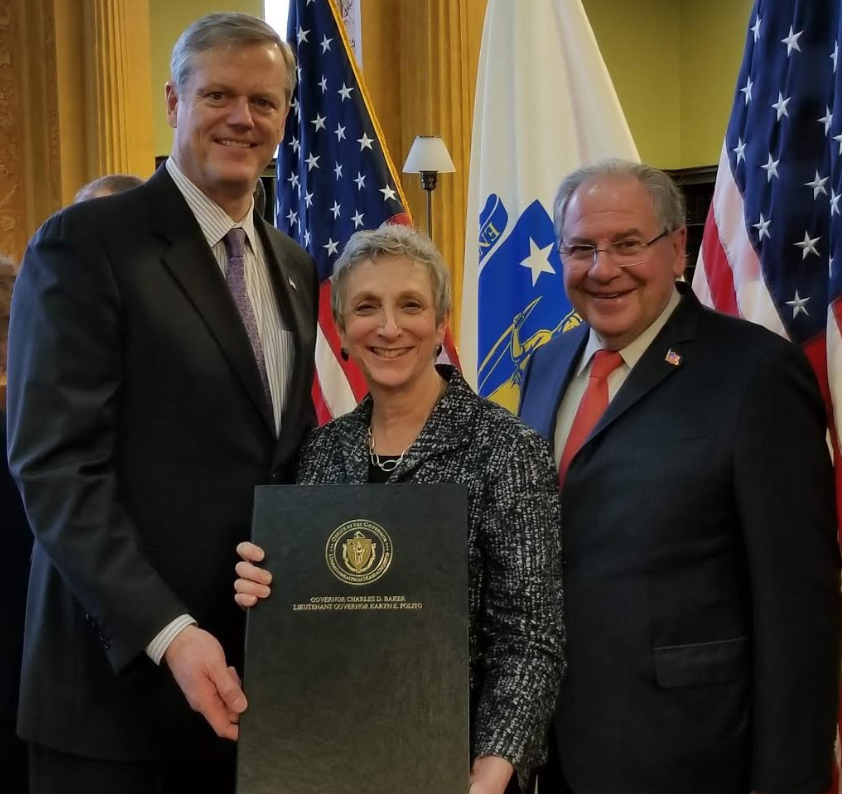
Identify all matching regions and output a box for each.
[694,144,842,794]
[694,142,842,524]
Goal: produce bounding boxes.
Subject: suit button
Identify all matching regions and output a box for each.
[270,471,280,484]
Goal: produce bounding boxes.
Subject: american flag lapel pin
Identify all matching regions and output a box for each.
[665,349,682,367]
[288,277,297,291]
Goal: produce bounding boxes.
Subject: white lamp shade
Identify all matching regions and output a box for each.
[403,135,456,174]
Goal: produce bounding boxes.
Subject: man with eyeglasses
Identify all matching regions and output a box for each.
[519,159,840,794]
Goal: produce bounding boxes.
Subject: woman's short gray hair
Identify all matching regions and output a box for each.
[331,224,452,330]
[553,159,686,240]
[171,13,296,105]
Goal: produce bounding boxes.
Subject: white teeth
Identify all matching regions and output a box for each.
[218,140,251,148]
[372,348,409,359]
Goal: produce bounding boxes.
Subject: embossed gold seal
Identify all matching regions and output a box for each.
[325,519,393,585]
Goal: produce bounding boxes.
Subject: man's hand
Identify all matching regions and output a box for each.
[164,625,247,741]
[470,755,514,794]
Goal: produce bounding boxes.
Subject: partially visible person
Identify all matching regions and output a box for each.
[0,254,29,794]
[234,224,565,794]
[73,174,144,203]
[7,12,317,794]
[519,158,841,794]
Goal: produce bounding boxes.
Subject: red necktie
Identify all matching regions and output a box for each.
[558,349,624,485]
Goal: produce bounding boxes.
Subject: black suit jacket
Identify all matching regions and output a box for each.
[5,167,318,760]
[519,287,841,794]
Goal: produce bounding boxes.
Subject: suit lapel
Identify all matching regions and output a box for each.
[255,217,313,467]
[147,168,275,433]
[588,285,701,444]
[521,324,588,445]
[337,403,371,485]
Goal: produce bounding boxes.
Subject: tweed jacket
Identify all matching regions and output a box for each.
[295,365,565,776]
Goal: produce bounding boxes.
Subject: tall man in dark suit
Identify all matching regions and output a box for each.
[6,13,318,793]
[519,160,841,794]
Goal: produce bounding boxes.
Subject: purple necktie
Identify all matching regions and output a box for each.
[223,228,272,410]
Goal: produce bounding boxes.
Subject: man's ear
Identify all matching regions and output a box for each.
[165,82,179,130]
[671,227,688,279]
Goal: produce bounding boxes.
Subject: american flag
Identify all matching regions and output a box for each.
[693,0,842,526]
[277,0,457,424]
[693,5,842,785]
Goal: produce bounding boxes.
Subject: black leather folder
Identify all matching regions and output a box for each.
[237,483,469,794]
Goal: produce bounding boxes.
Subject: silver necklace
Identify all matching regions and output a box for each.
[367,426,408,472]
[367,378,447,473]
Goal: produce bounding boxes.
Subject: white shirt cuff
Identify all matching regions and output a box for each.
[145,614,197,666]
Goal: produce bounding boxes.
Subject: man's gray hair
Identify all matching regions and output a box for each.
[553,159,686,240]
[74,174,144,204]
[332,224,452,329]
[171,13,296,104]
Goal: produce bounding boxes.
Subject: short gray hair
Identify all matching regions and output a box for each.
[332,224,452,330]
[74,174,144,204]
[553,159,686,241]
[171,13,296,105]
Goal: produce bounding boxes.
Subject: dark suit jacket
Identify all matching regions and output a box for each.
[296,365,564,781]
[5,167,318,761]
[519,286,841,794]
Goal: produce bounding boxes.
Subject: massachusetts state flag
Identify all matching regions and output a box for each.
[461,0,638,411]
[276,0,456,423]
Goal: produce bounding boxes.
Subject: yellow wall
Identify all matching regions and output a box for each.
[149,0,264,157]
[583,0,681,169]
[583,0,754,169]
[679,0,754,167]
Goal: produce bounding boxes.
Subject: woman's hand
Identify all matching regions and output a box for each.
[234,541,273,608]
[469,755,514,794]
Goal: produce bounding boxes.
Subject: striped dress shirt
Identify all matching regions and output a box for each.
[146,160,295,665]
[166,157,293,436]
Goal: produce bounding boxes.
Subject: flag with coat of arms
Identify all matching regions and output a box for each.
[461,0,638,412]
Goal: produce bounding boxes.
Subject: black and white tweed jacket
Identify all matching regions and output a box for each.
[295,365,565,776]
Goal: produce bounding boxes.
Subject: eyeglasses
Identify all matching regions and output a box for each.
[559,230,670,271]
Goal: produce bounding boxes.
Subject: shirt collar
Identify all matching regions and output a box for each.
[165,157,257,252]
[577,285,683,376]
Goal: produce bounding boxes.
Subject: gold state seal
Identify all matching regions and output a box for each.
[325,519,393,585]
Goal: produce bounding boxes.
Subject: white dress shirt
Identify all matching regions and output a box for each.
[165,157,293,435]
[553,287,682,469]
[146,160,294,665]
